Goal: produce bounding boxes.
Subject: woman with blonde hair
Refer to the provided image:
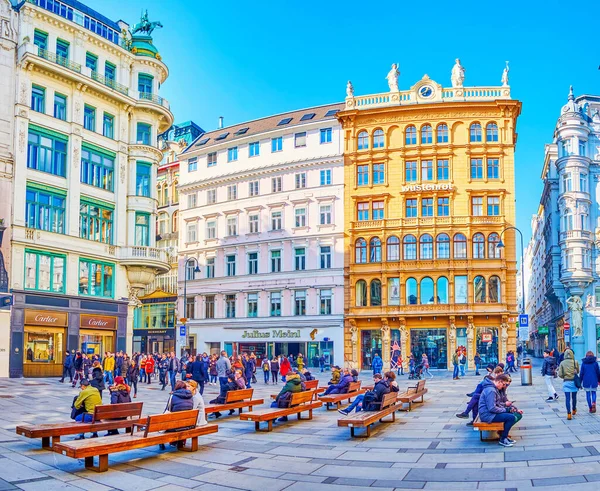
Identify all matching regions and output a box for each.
[186,380,208,426]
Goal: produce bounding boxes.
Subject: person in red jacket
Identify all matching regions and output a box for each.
[279,355,291,382]
[145,356,155,384]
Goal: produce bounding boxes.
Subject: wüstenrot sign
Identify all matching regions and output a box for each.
[402,183,454,192]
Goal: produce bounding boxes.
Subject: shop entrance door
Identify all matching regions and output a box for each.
[410,329,447,369]
[361,330,382,370]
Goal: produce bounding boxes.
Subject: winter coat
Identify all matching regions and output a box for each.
[190,360,208,383]
[243,358,255,379]
[234,377,246,390]
[262,360,270,372]
[121,358,131,376]
[280,357,292,377]
[144,357,155,374]
[168,388,194,412]
[74,386,102,414]
[296,355,304,370]
[168,356,180,373]
[109,384,131,404]
[90,366,105,391]
[372,355,383,372]
[103,356,115,372]
[270,360,280,372]
[452,353,459,366]
[558,349,579,381]
[304,370,315,381]
[74,356,84,371]
[127,364,139,381]
[210,380,239,404]
[329,368,341,385]
[209,360,218,376]
[541,356,557,376]
[116,356,123,369]
[216,356,231,378]
[363,379,391,411]
[580,355,600,389]
[474,355,482,366]
[64,353,73,368]
[478,378,507,423]
[328,374,353,394]
[275,373,302,408]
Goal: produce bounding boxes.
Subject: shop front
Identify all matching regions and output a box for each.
[133,290,176,355]
[476,327,499,365]
[23,309,67,377]
[80,314,117,356]
[132,329,176,354]
[410,328,448,369]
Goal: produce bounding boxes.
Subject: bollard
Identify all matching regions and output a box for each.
[521,358,532,385]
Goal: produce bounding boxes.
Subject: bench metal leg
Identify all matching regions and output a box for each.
[41,437,50,449]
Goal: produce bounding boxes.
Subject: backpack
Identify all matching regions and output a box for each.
[362,391,379,411]
[460,356,467,365]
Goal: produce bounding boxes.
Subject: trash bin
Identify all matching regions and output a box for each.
[521,358,532,386]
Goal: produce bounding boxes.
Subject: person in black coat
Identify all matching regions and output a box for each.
[159,381,195,450]
[190,355,208,395]
[209,373,239,419]
[90,362,106,398]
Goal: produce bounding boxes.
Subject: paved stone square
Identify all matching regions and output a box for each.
[1,363,600,490]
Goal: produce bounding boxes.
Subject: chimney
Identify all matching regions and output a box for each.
[218,116,224,129]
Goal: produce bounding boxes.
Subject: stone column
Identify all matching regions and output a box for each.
[399,317,408,371]
[448,316,457,370]
[348,319,358,370]
[381,318,390,371]
[500,316,509,363]
[467,316,475,367]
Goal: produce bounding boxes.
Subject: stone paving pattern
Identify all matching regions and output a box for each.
[2,360,600,490]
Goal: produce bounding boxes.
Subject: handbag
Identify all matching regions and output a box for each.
[574,373,582,389]
[163,395,173,414]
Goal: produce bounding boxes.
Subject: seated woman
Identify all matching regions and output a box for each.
[209,372,239,419]
[271,372,303,422]
[186,380,208,426]
[159,381,194,450]
[477,374,521,447]
[320,368,353,396]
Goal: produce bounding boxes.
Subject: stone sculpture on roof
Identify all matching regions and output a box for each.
[451,58,465,88]
[501,61,510,87]
[346,80,354,98]
[386,63,400,92]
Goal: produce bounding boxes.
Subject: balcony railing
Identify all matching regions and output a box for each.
[120,246,168,263]
[352,216,505,229]
[560,230,593,241]
[139,91,168,108]
[38,48,81,73]
[91,71,129,96]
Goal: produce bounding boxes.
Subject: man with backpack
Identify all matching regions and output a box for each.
[542,349,559,402]
[337,372,391,415]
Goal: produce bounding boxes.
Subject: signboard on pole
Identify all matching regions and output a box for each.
[519,327,529,341]
[537,326,549,335]
[179,325,186,337]
[518,314,529,328]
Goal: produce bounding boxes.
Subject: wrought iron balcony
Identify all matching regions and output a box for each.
[139,91,169,109]
[91,71,129,96]
[38,48,81,73]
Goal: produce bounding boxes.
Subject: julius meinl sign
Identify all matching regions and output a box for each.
[241,329,301,339]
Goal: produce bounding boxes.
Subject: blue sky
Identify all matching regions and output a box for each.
[89,0,600,242]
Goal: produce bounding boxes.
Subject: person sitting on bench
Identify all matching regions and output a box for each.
[209,372,240,419]
[337,372,391,415]
[106,376,132,436]
[478,373,520,447]
[159,381,194,450]
[271,372,304,422]
[73,379,103,440]
[456,365,499,424]
[328,366,341,385]
[320,368,353,396]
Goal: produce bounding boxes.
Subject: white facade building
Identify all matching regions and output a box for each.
[178,104,345,367]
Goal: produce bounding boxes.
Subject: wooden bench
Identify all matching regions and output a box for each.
[319,381,365,410]
[397,380,428,411]
[16,402,147,449]
[204,388,264,416]
[338,392,398,438]
[473,415,504,441]
[53,410,218,472]
[270,379,323,400]
[240,390,322,432]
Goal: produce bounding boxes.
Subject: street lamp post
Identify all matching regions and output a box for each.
[181,257,200,357]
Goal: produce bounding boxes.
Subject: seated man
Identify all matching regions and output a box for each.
[477,373,520,447]
[209,372,239,419]
[337,372,390,415]
[73,379,102,440]
[271,372,303,422]
[456,365,501,424]
[320,368,353,396]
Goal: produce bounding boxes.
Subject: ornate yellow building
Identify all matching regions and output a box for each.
[339,68,521,371]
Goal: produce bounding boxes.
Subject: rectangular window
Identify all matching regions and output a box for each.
[406,199,417,218]
[205,257,215,278]
[102,113,114,139]
[373,163,385,185]
[135,213,150,246]
[271,176,282,193]
[136,123,151,145]
[227,147,238,162]
[205,295,215,319]
[24,250,66,293]
[357,202,369,221]
[472,197,484,216]
[188,157,197,172]
[79,201,113,244]
[207,152,217,167]
[226,255,236,276]
[53,93,67,120]
[405,161,417,182]
[83,105,96,131]
[271,137,282,152]
[31,85,45,113]
[249,180,259,196]
[187,193,197,208]
[186,297,195,319]
[27,127,68,177]
[320,204,332,225]
[421,160,433,181]
[487,158,500,179]
[294,290,306,316]
[320,246,331,269]
[85,52,97,71]
[455,275,467,304]
[227,185,237,201]
[207,189,216,204]
[437,197,449,216]
[225,294,236,318]
[271,210,282,230]
[25,187,65,233]
[295,248,306,271]
[56,39,69,61]
[372,201,384,220]
[580,173,588,192]
[206,219,216,239]
[249,214,259,233]
[320,289,332,315]
[295,207,306,228]
[579,141,586,156]
[138,73,153,94]
[248,252,258,275]
[487,196,500,216]
[421,197,434,217]
[79,259,114,298]
[470,158,484,179]
[186,222,197,242]
[437,159,449,181]
[270,292,281,316]
[135,162,151,196]
[295,132,306,147]
[295,172,306,189]
[357,165,369,186]
[249,142,260,157]
[563,173,572,192]
[104,61,116,82]
[271,250,281,272]
[227,216,238,236]
[320,169,332,186]
[80,146,114,191]
[247,293,258,317]
[320,127,332,144]
[34,30,48,50]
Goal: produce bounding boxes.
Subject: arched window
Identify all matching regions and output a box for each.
[474,275,486,303]
[369,237,382,263]
[357,131,369,150]
[172,180,179,204]
[437,124,449,143]
[489,276,501,303]
[356,280,367,306]
[437,277,449,304]
[172,211,179,233]
[472,233,485,259]
[488,233,500,258]
[436,233,450,259]
[420,234,433,260]
[355,238,367,264]
[370,280,382,306]
[421,124,433,144]
[420,277,434,304]
[403,235,417,260]
[470,123,482,142]
[563,208,573,231]
[386,236,400,261]
[405,125,416,145]
[486,123,498,142]
[373,129,384,149]
[453,233,467,259]
[406,278,417,305]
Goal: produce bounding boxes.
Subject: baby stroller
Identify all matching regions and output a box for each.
[409,362,423,380]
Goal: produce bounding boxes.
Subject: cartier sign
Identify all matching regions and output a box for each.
[402,183,454,192]
[80,314,117,330]
[24,310,68,327]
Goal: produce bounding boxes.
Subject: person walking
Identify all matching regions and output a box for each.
[296,353,304,371]
[103,352,115,385]
[580,351,600,413]
[158,354,168,390]
[242,353,255,389]
[139,355,147,383]
[474,352,482,376]
[558,348,580,420]
[280,355,291,382]
[270,356,280,384]
[397,355,404,376]
[72,352,85,387]
[421,353,433,379]
[459,350,467,377]
[167,352,179,391]
[372,352,383,375]
[452,350,460,380]
[216,350,231,388]
[319,355,325,373]
[121,354,131,385]
[262,358,271,384]
[208,355,218,385]
[190,354,208,395]
[90,361,105,398]
[145,354,155,384]
[541,349,559,402]
[127,359,139,398]
[60,351,73,383]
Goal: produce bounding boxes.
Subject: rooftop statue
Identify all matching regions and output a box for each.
[386,63,400,92]
[501,61,510,87]
[450,58,465,88]
[131,10,163,36]
[346,80,354,98]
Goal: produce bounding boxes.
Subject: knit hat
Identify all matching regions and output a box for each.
[114,376,125,385]
[486,363,495,372]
